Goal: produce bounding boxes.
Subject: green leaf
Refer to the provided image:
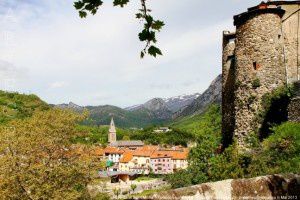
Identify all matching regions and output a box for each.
[138,29,149,41]
[79,11,87,18]
[85,3,94,11]
[91,9,97,15]
[136,13,143,19]
[140,51,145,58]
[145,15,153,25]
[148,45,162,57]
[113,0,129,7]
[149,31,156,42]
[152,20,165,31]
[74,1,85,10]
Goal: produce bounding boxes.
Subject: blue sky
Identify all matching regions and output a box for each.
[0,0,259,107]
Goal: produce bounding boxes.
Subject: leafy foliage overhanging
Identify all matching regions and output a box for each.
[74,0,164,58]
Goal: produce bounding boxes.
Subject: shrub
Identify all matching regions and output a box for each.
[252,78,261,89]
[259,85,293,138]
[167,121,300,189]
[165,169,192,188]
[93,193,110,200]
[122,190,129,195]
[208,143,247,181]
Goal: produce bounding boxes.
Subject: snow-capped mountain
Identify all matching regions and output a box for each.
[125,93,200,113]
[55,75,221,128]
[163,93,201,113]
[173,74,222,118]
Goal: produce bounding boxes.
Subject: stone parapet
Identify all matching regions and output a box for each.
[140,174,300,200]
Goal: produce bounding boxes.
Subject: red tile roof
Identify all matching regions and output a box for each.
[171,151,188,160]
[132,145,159,157]
[150,151,172,159]
[120,151,133,163]
[104,146,124,154]
[102,145,188,160]
[150,149,189,160]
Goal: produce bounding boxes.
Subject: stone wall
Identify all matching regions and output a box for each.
[289,81,300,122]
[281,4,300,83]
[221,2,300,149]
[233,10,286,147]
[222,31,236,147]
[141,174,300,200]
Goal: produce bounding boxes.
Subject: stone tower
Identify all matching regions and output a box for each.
[108,117,117,144]
[222,31,236,147]
[233,6,286,147]
[222,1,300,148]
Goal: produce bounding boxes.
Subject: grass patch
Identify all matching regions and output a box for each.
[130,186,171,198]
[135,176,156,182]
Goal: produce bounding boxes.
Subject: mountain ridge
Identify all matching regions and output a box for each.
[173,74,222,119]
[55,75,222,128]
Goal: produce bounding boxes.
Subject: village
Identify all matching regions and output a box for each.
[95,118,189,183]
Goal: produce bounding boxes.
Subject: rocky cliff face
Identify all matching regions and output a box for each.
[125,93,202,120]
[55,102,84,111]
[164,93,201,113]
[125,93,200,113]
[174,74,222,119]
[141,174,300,200]
[125,98,173,120]
[142,98,173,120]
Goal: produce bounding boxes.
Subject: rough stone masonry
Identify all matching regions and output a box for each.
[142,174,300,200]
[222,1,300,148]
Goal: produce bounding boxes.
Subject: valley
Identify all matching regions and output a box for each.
[55,75,221,128]
[1,1,300,199]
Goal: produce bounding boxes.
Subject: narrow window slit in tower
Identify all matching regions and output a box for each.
[253,62,260,70]
[227,55,235,61]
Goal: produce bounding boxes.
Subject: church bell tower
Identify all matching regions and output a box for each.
[108,117,117,144]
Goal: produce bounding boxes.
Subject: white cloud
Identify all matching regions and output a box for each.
[0,0,257,107]
[49,81,69,89]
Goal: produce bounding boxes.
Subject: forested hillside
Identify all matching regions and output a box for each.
[82,105,170,128]
[0,91,50,124]
[171,104,221,137]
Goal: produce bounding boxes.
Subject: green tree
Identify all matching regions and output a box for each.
[122,135,130,141]
[130,184,137,193]
[73,0,164,58]
[0,109,91,199]
[165,169,192,188]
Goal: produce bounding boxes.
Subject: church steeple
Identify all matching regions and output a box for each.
[108,117,117,144]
